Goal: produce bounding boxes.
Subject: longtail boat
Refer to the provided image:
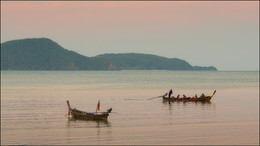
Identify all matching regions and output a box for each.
[66,100,112,120]
[162,90,216,102]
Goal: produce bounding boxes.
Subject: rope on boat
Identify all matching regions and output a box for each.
[147,95,166,100]
[124,98,147,101]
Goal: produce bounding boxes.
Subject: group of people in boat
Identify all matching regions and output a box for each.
[165,89,206,99]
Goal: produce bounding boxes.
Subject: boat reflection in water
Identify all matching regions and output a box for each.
[67,116,111,128]
[162,100,212,105]
[66,116,112,143]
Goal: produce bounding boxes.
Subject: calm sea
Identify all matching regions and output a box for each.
[1,70,259,145]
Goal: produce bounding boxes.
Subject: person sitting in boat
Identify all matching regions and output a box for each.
[168,89,173,98]
[195,94,198,98]
[200,93,205,98]
[176,94,180,99]
[183,94,187,99]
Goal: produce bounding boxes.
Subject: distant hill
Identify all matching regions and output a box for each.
[96,53,217,70]
[1,38,217,71]
[1,38,112,70]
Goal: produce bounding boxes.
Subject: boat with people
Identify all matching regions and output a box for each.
[66,100,112,120]
[162,90,216,102]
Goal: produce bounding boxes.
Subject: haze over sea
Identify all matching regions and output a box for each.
[1,70,259,145]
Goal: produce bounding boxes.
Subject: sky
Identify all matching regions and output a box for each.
[1,1,259,71]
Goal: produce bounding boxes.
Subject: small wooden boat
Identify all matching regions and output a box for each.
[162,90,216,102]
[66,100,112,120]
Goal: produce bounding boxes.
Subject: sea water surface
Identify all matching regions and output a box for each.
[1,70,259,145]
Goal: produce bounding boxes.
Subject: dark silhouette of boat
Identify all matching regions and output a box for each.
[162,90,216,102]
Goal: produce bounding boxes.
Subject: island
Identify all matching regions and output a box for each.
[1,38,217,71]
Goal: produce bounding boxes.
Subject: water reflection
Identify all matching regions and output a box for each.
[162,100,216,112]
[162,100,212,105]
[161,99,217,126]
[67,117,111,128]
[66,117,113,144]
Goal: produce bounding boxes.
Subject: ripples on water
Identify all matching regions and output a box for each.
[1,71,259,145]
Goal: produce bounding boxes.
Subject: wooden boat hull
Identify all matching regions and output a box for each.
[69,109,109,120]
[67,100,111,121]
[162,96,212,102]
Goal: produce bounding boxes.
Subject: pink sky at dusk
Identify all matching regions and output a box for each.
[1,1,259,70]
[2,2,257,31]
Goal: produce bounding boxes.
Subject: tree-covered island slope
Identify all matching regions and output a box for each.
[1,38,217,71]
